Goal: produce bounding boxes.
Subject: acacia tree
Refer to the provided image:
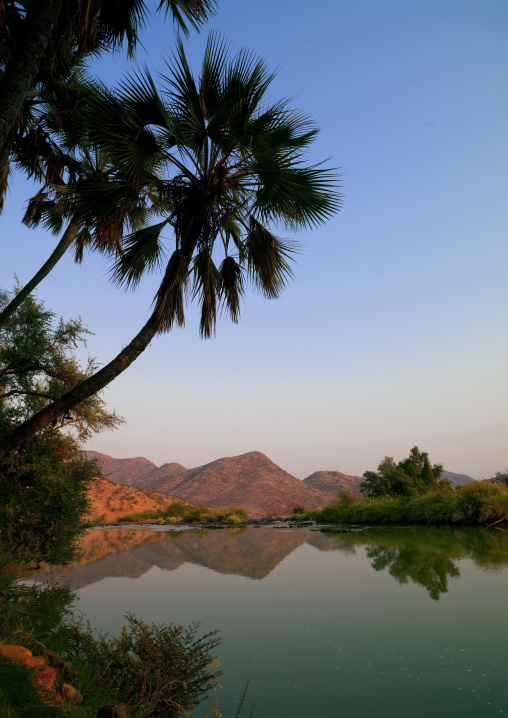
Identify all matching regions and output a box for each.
[0,0,215,172]
[360,446,444,497]
[0,35,340,459]
[0,290,122,564]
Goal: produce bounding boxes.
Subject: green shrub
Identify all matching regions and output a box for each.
[164,502,189,518]
[225,505,248,521]
[64,613,221,718]
[116,511,156,523]
[455,481,508,523]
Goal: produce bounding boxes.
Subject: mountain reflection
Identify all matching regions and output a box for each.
[33,525,508,600]
[34,527,310,587]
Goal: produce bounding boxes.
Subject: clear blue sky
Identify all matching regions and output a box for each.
[2,0,508,478]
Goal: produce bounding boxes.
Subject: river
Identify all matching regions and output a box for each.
[35,524,508,717]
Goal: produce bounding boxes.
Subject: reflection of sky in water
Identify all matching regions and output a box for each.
[63,529,508,718]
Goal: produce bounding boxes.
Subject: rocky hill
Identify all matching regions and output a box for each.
[441,470,474,486]
[151,451,336,517]
[132,462,189,493]
[87,477,186,523]
[86,450,157,486]
[86,450,360,518]
[302,470,362,500]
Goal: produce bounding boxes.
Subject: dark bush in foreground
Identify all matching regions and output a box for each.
[64,613,221,717]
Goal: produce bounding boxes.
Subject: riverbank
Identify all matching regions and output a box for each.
[316,481,508,526]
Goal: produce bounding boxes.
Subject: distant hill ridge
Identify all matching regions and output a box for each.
[85,450,474,519]
[86,450,363,518]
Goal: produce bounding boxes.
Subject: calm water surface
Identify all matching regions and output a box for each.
[37,525,508,718]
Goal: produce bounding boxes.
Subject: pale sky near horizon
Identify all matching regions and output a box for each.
[1,1,508,479]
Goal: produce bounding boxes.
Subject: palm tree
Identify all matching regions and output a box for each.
[0,0,215,180]
[0,66,167,330]
[0,35,340,459]
[0,143,165,329]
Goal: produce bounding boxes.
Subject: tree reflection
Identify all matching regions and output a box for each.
[321,526,508,600]
[366,545,460,600]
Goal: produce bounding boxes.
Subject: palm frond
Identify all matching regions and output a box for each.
[245,218,298,298]
[153,248,190,331]
[157,0,216,37]
[191,251,221,337]
[251,159,341,230]
[110,220,170,289]
[219,256,244,323]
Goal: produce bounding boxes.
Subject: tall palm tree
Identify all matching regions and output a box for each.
[0,0,215,179]
[0,35,340,459]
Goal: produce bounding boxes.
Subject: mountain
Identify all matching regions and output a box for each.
[151,451,333,518]
[441,470,474,486]
[131,462,189,493]
[87,477,186,523]
[86,450,157,486]
[302,470,362,500]
[84,449,472,518]
[85,450,350,517]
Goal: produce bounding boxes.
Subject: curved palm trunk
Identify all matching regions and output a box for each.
[0,0,64,169]
[0,220,79,330]
[0,308,161,460]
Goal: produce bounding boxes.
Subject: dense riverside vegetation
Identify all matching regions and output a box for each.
[117,503,249,525]
[313,447,508,527]
[317,481,508,526]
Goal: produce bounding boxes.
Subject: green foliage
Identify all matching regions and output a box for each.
[318,481,508,526]
[488,469,508,487]
[64,613,221,718]
[0,290,123,443]
[293,506,305,515]
[360,446,443,498]
[0,292,122,565]
[224,506,248,522]
[0,657,88,718]
[0,435,99,565]
[164,502,189,517]
[0,548,32,619]
[337,488,356,504]
[0,557,77,660]
[117,502,249,525]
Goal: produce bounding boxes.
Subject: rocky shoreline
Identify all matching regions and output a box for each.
[93,518,362,533]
